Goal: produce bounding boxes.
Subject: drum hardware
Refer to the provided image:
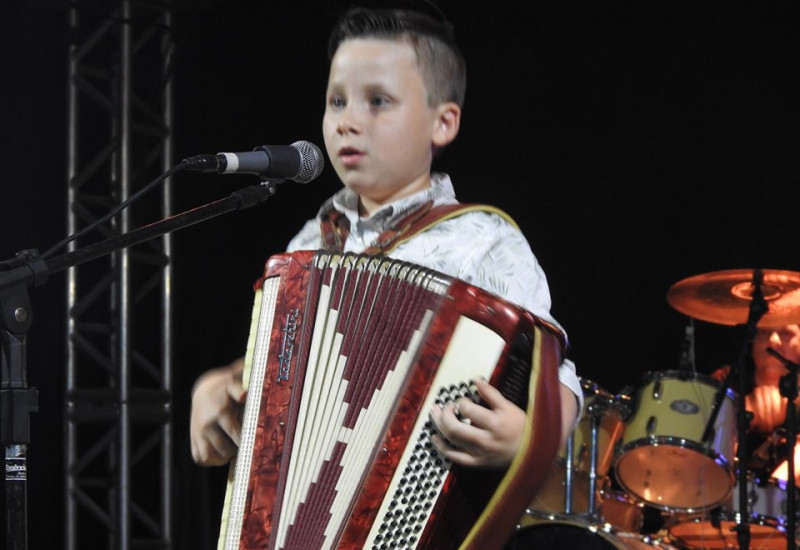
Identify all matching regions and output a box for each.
[564,429,576,514]
[751,429,786,473]
[585,393,613,520]
[666,268,800,550]
[525,379,627,527]
[679,318,697,372]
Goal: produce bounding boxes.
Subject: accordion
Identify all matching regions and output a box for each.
[218,250,565,550]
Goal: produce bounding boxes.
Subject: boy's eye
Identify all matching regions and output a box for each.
[370,95,391,108]
[329,96,346,108]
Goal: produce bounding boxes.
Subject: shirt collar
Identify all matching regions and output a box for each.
[319,172,456,232]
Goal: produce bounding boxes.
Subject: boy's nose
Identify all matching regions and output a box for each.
[335,107,363,134]
[337,117,357,134]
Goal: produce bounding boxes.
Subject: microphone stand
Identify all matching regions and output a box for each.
[700,269,768,550]
[1,258,40,550]
[0,182,281,550]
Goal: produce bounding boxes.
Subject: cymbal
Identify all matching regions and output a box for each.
[666,269,800,328]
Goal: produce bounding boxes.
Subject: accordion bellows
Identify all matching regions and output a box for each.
[218,250,565,550]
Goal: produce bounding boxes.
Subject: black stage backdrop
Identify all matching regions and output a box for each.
[2,1,799,549]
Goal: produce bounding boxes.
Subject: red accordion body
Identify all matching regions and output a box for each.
[218,250,564,550]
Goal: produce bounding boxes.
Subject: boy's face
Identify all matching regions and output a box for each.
[323,38,453,215]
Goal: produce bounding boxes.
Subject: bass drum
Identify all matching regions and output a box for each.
[507,520,677,550]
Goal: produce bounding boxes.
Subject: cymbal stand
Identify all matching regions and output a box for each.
[701,268,768,550]
[768,347,798,550]
[679,318,696,371]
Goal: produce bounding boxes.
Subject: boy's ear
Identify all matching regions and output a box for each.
[432,102,461,148]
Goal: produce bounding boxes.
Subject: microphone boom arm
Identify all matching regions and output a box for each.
[0,183,278,292]
[0,181,278,550]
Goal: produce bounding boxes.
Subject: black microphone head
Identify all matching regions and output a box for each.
[290,140,325,183]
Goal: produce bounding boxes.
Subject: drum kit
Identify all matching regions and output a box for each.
[512,269,800,550]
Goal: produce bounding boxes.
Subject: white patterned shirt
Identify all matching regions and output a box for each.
[287,172,583,416]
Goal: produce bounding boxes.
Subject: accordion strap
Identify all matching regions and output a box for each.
[321,201,519,255]
[459,325,564,550]
[371,202,519,255]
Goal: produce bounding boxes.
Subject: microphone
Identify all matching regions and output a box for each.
[182,140,324,183]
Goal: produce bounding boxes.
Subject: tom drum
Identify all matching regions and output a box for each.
[614,370,736,512]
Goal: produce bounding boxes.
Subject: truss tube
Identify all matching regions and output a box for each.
[65,5,79,549]
[118,2,133,548]
[65,2,174,549]
[160,7,174,545]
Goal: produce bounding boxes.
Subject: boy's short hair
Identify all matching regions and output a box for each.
[327,2,467,108]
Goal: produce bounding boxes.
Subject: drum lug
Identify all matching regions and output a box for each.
[646,415,657,435]
[653,379,662,400]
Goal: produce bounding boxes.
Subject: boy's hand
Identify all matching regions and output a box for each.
[429,378,525,468]
[190,358,247,466]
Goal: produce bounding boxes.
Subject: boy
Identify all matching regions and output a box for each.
[191,1,580,477]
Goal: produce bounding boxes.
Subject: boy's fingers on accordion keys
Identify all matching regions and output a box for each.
[429,431,485,468]
[191,425,238,466]
[217,408,243,447]
[210,428,239,464]
[189,361,248,466]
[190,393,243,465]
[429,402,481,448]
[473,377,503,407]
[429,401,465,432]
[429,409,515,468]
[431,389,526,468]
[428,403,454,450]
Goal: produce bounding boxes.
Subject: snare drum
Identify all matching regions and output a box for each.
[525,379,628,520]
[615,371,737,512]
[668,477,799,550]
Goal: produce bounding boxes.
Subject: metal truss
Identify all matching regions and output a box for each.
[65,1,174,549]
